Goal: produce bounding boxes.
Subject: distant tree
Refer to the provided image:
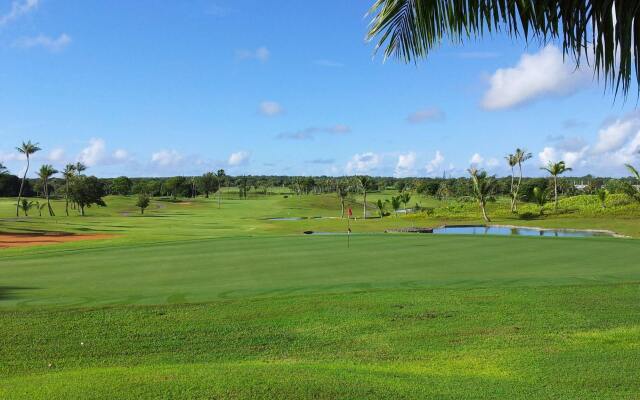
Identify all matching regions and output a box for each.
[35,201,46,217]
[513,149,532,212]
[164,176,187,199]
[532,187,548,215]
[15,140,41,217]
[468,168,496,222]
[20,199,35,216]
[199,172,218,198]
[216,169,226,208]
[400,191,411,211]
[37,164,58,216]
[355,176,375,219]
[541,161,572,211]
[69,176,107,216]
[390,196,401,216]
[0,162,7,175]
[505,153,517,211]
[336,180,351,218]
[111,176,133,195]
[135,193,150,214]
[596,188,608,209]
[62,164,77,216]
[75,162,87,176]
[623,164,640,202]
[375,198,386,218]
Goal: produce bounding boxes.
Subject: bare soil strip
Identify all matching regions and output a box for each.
[0,232,116,249]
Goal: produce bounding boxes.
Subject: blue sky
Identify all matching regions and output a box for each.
[0,0,639,178]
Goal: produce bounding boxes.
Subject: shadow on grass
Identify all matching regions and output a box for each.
[0,286,40,301]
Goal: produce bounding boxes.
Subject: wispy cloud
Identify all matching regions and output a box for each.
[235,46,270,62]
[345,152,381,174]
[277,125,351,140]
[406,107,445,124]
[0,0,38,26]
[258,101,284,116]
[13,33,72,52]
[151,149,183,167]
[306,158,335,164]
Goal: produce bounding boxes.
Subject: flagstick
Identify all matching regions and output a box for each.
[347,214,351,248]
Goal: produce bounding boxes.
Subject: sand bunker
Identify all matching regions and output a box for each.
[0,232,116,249]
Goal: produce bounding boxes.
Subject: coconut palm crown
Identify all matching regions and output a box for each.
[367,0,640,96]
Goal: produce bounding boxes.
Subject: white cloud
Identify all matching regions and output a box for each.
[593,114,640,154]
[78,138,106,167]
[258,101,283,116]
[425,150,444,174]
[13,33,71,52]
[394,152,416,177]
[486,157,500,168]
[0,0,38,26]
[236,46,270,62]
[469,153,484,166]
[406,107,445,124]
[112,149,130,161]
[150,150,183,168]
[482,45,589,110]
[48,148,65,162]
[345,152,380,174]
[228,151,250,166]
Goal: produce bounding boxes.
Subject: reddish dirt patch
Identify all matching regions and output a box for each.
[0,232,117,249]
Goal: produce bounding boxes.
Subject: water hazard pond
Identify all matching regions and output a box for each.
[301,225,619,238]
[431,225,616,238]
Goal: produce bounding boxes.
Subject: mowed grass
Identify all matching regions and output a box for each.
[1,193,640,398]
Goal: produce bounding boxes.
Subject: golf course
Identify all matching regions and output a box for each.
[1,191,639,399]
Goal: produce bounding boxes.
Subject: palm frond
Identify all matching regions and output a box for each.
[367,0,640,96]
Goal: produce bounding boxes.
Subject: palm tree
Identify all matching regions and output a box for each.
[596,188,608,209]
[390,195,401,217]
[336,180,350,218]
[532,187,548,215]
[541,161,572,211]
[75,162,87,175]
[468,167,495,222]
[366,1,639,96]
[626,164,640,181]
[400,191,411,212]
[513,149,532,212]
[375,199,386,218]
[20,199,35,216]
[505,153,517,212]
[62,164,76,216]
[355,175,375,219]
[216,169,226,208]
[15,141,41,217]
[37,164,58,216]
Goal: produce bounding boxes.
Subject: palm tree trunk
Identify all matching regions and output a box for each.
[514,164,523,212]
[363,191,367,219]
[218,188,221,208]
[16,156,29,217]
[340,198,345,218]
[509,166,515,212]
[65,180,70,216]
[46,181,55,216]
[554,176,558,211]
[481,201,491,222]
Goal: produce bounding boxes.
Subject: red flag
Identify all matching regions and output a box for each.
[347,207,352,217]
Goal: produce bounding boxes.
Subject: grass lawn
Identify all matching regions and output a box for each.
[1,193,639,398]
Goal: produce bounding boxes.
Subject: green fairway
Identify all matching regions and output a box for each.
[1,193,640,398]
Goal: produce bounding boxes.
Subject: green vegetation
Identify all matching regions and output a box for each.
[0,188,639,398]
